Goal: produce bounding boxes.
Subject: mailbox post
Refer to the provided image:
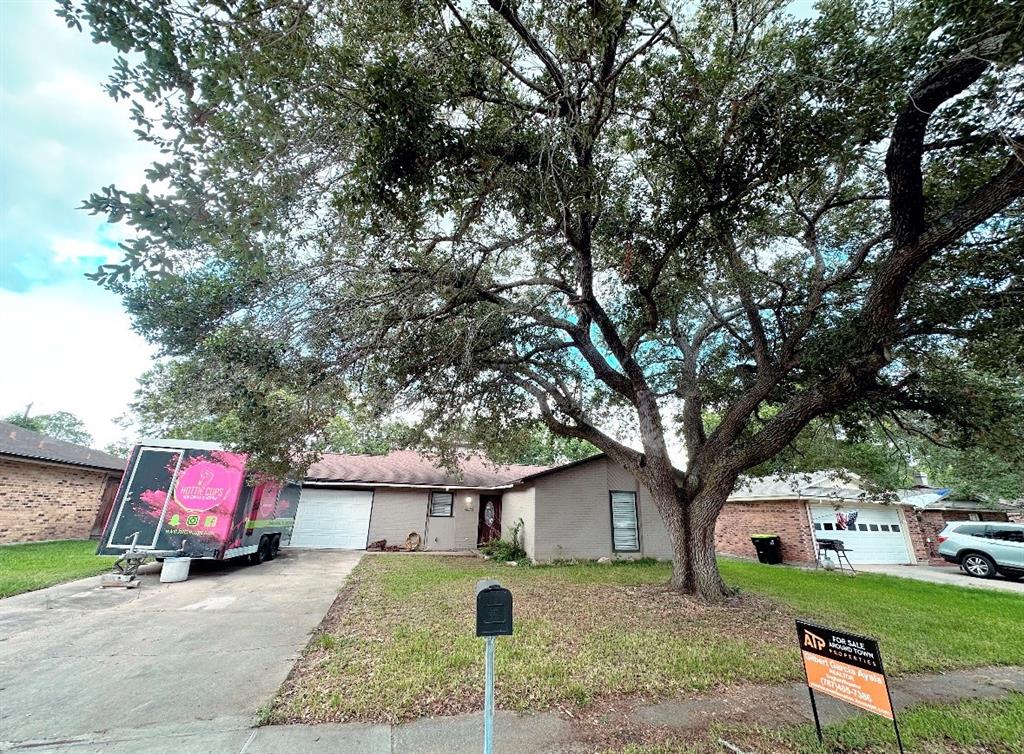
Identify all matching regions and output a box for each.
[476,579,512,754]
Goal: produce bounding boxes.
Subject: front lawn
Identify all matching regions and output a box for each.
[613,693,1024,754]
[0,540,114,599]
[268,555,1024,725]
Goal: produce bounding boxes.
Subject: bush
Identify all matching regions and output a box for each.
[479,518,526,562]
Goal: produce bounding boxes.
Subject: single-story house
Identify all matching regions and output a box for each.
[294,451,1016,566]
[0,421,125,545]
[718,471,1015,566]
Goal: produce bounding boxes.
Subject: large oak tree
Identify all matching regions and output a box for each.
[62,0,1023,599]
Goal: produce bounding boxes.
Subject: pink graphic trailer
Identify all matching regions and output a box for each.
[97,440,297,561]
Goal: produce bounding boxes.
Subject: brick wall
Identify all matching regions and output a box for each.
[714,500,816,563]
[0,458,115,544]
[901,508,932,563]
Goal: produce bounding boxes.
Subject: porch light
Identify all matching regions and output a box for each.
[464,495,474,511]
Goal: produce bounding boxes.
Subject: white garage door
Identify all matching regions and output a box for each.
[810,506,911,564]
[290,488,373,549]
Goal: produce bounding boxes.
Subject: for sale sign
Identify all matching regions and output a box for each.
[796,620,894,720]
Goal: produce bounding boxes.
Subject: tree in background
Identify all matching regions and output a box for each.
[4,408,93,447]
[751,417,1024,503]
[488,422,598,467]
[62,0,1024,600]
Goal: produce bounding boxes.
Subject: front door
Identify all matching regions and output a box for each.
[478,495,502,545]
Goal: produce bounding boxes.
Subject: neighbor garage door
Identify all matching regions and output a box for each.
[810,505,911,564]
[290,488,373,549]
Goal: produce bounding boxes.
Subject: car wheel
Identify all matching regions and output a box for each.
[961,552,996,579]
[248,536,270,565]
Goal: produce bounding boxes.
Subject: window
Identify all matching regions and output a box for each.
[823,523,834,531]
[858,524,868,531]
[429,491,454,517]
[610,491,639,552]
[869,524,879,531]
[891,524,900,532]
[814,523,822,530]
[990,528,1024,542]
[954,524,987,537]
[878,524,889,532]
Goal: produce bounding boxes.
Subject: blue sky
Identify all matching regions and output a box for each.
[0,0,155,448]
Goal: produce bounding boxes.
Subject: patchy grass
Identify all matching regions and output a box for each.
[268,556,1024,725]
[610,693,1024,753]
[0,540,114,599]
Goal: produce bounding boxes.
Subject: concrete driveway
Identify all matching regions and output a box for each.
[858,563,1024,594]
[0,549,361,753]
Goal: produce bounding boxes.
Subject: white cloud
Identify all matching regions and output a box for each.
[50,236,122,264]
[0,282,154,448]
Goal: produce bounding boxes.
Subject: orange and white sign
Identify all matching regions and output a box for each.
[802,650,893,719]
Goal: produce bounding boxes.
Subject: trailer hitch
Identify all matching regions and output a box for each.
[101,532,184,588]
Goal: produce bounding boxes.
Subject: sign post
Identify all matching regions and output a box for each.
[796,620,903,754]
[476,580,513,754]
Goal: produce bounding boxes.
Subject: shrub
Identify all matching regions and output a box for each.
[479,518,526,562]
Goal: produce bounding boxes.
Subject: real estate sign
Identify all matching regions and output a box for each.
[796,620,894,719]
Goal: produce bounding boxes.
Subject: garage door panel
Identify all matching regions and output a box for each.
[291,489,373,549]
[811,506,910,564]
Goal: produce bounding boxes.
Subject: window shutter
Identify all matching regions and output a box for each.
[429,492,454,517]
[610,491,639,551]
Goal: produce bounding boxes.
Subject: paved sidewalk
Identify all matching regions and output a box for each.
[8,666,1022,753]
[857,564,1024,593]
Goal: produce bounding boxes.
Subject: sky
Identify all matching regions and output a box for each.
[0,0,156,449]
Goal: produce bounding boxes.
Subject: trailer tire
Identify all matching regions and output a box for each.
[268,535,280,560]
[248,536,270,565]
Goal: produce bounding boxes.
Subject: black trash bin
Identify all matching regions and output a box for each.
[751,534,783,564]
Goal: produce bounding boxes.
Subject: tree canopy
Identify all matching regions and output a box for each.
[4,409,94,447]
[62,0,1024,598]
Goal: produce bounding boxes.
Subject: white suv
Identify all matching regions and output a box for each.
[937,522,1024,580]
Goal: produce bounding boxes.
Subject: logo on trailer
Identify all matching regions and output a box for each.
[174,459,243,512]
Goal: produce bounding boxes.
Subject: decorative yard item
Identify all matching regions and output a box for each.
[60,0,1024,601]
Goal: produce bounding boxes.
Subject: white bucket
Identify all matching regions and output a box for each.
[160,557,191,583]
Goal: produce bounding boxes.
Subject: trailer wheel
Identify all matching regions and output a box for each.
[248,536,270,565]
[267,535,280,560]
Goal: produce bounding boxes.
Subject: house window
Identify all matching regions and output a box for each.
[429,491,454,517]
[610,491,639,552]
[858,524,868,531]
[823,523,834,531]
[891,524,900,532]
[813,523,822,530]
[869,524,879,532]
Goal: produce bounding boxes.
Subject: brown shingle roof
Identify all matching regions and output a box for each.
[306,449,549,488]
[0,421,125,472]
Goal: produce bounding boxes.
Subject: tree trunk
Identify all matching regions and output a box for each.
[659,486,733,601]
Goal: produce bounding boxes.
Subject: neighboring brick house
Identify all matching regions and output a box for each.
[0,422,125,545]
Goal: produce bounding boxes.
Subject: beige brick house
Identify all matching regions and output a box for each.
[291,450,1016,567]
[0,422,125,544]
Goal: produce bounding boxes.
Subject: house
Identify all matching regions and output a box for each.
[298,451,689,561]
[294,451,1014,566]
[0,422,125,544]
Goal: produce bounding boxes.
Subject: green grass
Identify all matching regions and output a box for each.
[0,540,115,598]
[268,555,1024,725]
[719,558,1024,674]
[612,693,1024,753]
